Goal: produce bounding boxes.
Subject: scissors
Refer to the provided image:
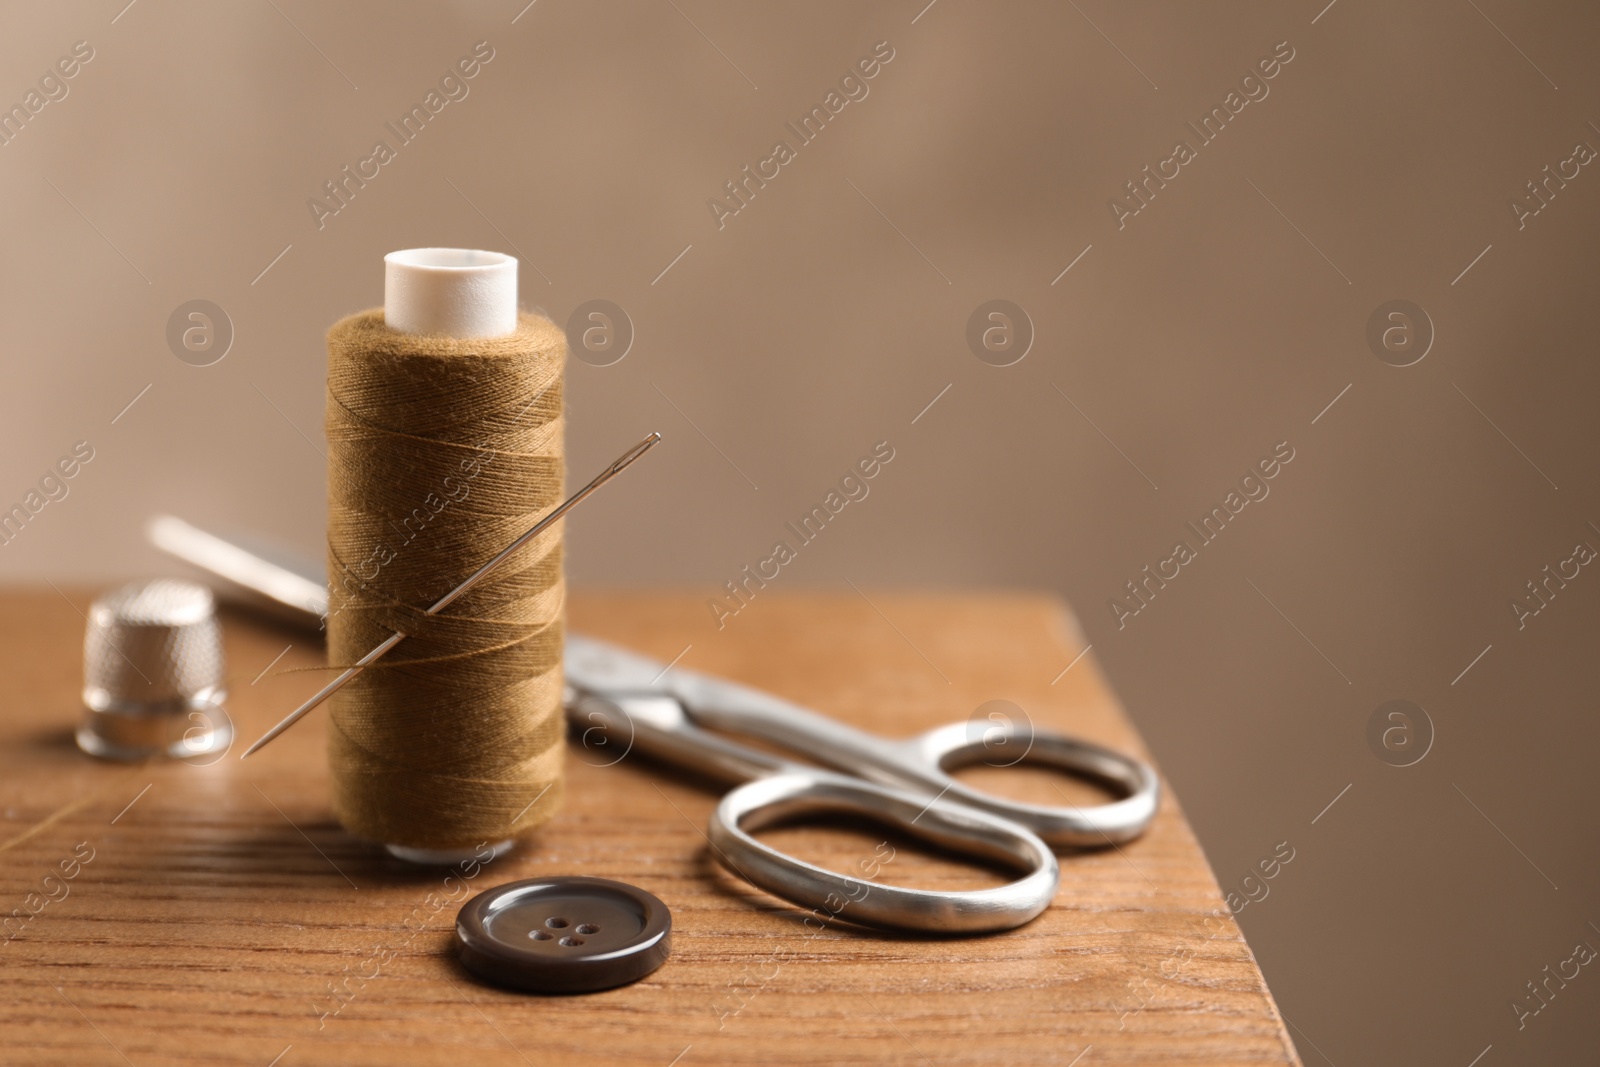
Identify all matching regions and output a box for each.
[564,635,1159,934]
[148,516,1160,934]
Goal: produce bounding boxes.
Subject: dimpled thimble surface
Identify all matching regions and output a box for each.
[78,579,232,761]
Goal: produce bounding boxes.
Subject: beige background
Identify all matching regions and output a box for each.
[3,2,1599,1063]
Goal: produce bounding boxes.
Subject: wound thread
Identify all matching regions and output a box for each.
[324,308,566,850]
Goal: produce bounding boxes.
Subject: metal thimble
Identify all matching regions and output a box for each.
[77,578,233,761]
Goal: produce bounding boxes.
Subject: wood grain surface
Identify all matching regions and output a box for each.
[0,589,1299,1066]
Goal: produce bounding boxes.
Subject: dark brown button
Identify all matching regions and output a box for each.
[455,877,671,994]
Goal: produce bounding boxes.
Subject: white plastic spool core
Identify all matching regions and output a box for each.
[384,247,518,339]
[380,247,520,864]
[386,839,517,867]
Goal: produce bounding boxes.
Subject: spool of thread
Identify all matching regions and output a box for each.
[324,248,566,864]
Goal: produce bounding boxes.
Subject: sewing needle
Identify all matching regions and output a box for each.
[240,431,661,758]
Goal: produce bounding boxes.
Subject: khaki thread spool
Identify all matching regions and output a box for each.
[324,248,565,864]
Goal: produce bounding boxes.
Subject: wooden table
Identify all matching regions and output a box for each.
[0,589,1299,1066]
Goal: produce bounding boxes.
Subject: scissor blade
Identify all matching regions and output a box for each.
[149,514,328,629]
[562,636,780,715]
[564,634,680,694]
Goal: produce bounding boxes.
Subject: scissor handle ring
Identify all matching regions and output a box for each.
[707,770,1060,934]
[903,723,1161,848]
